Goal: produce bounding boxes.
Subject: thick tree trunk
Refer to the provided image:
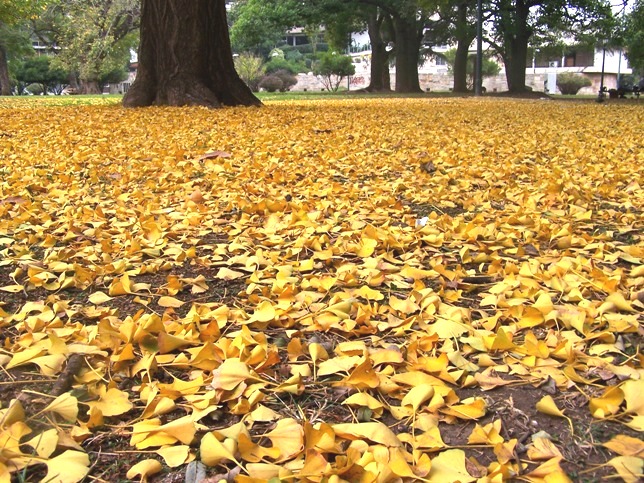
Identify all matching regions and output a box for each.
[0,44,12,96]
[392,16,422,93]
[365,10,391,92]
[453,3,473,93]
[80,80,101,94]
[505,34,529,92]
[453,40,470,92]
[123,0,260,107]
[501,0,531,93]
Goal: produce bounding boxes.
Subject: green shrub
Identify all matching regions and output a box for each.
[25,83,44,95]
[234,53,266,92]
[259,75,283,92]
[313,53,355,92]
[265,57,303,74]
[556,72,592,95]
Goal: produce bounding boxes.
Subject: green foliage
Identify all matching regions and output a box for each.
[34,0,139,90]
[230,0,303,54]
[624,0,644,74]
[15,55,67,94]
[443,49,501,89]
[234,53,266,92]
[556,72,592,95]
[313,52,355,92]
[0,0,46,25]
[265,56,305,74]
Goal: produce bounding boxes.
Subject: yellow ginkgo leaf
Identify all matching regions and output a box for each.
[527,437,563,461]
[210,358,262,391]
[589,386,624,419]
[440,398,486,420]
[427,449,475,483]
[215,267,245,281]
[157,295,184,308]
[200,432,239,467]
[156,445,191,467]
[43,393,78,422]
[607,456,644,483]
[401,384,435,413]
[249,300,276,323]
[25,429,59,458]
[125,459,163,482]
[88,291,113,305]
[332,422,401,447]
[621,380,644,415]
[603,435,644,457]
[44,450,90,483]
[264,418,304,461]
[86,387,133,417]
[536,395,566,418]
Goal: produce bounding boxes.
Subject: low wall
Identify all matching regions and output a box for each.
[289,71,610,96]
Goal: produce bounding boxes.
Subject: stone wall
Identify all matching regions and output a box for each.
[289,71,609,96]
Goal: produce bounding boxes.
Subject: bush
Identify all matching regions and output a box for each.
[273,69,298,91]
[313,52,355,92]
[259,75,283,92]
[265,57,305,75]
[25,83,44,95]
[234,53,266,92]
[556,72,592,95]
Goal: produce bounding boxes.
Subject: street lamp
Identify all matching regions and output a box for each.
[475,0,483,96]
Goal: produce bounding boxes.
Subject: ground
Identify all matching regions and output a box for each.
[0,94,642,483]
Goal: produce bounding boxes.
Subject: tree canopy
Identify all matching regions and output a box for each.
[625,0,644,74]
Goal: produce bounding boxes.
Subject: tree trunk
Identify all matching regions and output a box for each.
[501,0,531,93]
[505,34,529,92]
[392,15,422,93]
[123,0,260,107]
[0,44,12,96]
[80,80,101,94]
[453,40,470,93]
[453,3,473,93]
[365,10,391,92]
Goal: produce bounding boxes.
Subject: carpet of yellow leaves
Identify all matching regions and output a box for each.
[0,97,642,482]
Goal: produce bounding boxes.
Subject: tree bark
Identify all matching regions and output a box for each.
[452,3,474,93]
[123,0,260,108]
[392,15,422,93]
[499,0,532,92]
[80,80,101,94]
[365,10,391,92]
[0,43,12,96]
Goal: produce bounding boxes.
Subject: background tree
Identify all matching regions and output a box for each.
[624,0,644,74]
[444,47,500,89]
[0,0,45,95]
[34,0,140,94]
[15,55,68,94]
[229,0,303,56]
[0,21,34,94]
[313,51,355,91]
[489,0,613,92]
[123,0,259,107]
[234,52,266,92]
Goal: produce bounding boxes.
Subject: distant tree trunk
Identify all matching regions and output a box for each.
[80,80,101,94]
[0,44,12,96]
[365,10,391,92]
[392,15,422,93]
[123,0,260,107]
[453,3,473,93]
[499,0,532,92]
